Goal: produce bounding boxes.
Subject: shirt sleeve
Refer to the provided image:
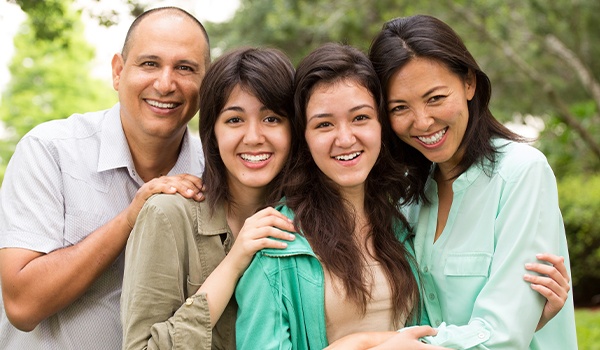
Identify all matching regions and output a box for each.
[0,135,66,252]
[235,255,293,350]
[423,155,564,348]
[120,200,213,350]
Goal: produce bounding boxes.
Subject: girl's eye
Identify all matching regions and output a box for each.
[225,117,242,124]
[264,116,281,123]
[316,122,332,129]
[354,114,370,122]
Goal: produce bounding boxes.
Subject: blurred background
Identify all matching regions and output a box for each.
[1,0,598,346]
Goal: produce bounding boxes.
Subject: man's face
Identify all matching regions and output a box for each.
[111,13,209,143]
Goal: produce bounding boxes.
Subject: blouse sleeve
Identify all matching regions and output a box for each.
[120,196,213,350]
[423,153,568,348]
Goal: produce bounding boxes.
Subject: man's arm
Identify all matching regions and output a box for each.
[0,173,204,332]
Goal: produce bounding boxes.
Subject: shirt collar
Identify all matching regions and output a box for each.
[97,103,132,173]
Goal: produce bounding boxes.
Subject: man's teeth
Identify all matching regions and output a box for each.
[417,129,446,145]
[240,154,271,162]
[334,152,361,161]
[147,100,177,109]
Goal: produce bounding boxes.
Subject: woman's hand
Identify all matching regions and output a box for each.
[524,253,570,331]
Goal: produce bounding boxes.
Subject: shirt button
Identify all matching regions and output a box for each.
[435,319,442,326]
[423,266,429,273]
[185,297,194,306]
[478,332,486,339]
[428,293,436,300]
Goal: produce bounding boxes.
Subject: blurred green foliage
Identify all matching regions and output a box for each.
[0,0,117,181]
[558,175,600,305]
[206,0,600,175]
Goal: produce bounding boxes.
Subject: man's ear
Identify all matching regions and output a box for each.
[111,53,124,91]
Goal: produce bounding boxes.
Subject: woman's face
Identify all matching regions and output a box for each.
[214,84,291,192]
[304,79,381,195]
[386,57,475,172]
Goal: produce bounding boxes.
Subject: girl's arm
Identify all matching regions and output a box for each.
[195,206,295,327]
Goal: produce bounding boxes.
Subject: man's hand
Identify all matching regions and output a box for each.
[125,174,204,229]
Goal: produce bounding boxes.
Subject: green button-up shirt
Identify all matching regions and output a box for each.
[405,139,577,349]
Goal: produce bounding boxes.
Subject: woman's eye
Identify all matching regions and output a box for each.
[390,105,408,113]
[354,114,370,122]
[225,117,242,124]
[429,95,446,103]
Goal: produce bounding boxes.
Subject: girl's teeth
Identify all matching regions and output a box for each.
[335,152,361,161]
[240,154,271,163]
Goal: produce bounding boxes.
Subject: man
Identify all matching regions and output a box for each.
[0,7,209,349]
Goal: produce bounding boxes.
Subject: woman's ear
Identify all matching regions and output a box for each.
[465,69,477,101]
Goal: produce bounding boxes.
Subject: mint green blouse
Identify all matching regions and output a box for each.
[404,139,577,349]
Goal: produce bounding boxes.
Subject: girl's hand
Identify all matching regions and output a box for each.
[369,326,450,350]
[524,253,570,331]
[325,327,450,350]
[227,207,296,276]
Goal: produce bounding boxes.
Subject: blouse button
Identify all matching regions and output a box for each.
[185,297,194,306]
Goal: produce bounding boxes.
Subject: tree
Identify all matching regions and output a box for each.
[207,0,600,177]
[0,0,116,181]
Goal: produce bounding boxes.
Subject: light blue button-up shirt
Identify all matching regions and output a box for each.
[0,103,204,349]
[404,139,577,349]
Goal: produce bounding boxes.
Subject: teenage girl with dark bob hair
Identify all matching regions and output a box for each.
[121,47,297,349]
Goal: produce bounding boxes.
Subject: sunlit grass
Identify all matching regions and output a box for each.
[576,308,600,350]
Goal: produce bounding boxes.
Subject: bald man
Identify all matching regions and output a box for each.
[0,7,209,349]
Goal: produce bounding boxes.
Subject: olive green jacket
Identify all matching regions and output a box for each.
[121,193,236,350]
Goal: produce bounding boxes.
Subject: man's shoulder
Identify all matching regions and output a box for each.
[25,105,117,141]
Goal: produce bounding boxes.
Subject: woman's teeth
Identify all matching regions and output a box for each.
[417,128,446,145]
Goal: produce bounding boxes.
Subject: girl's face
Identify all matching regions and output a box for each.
[304,79,381,195]
[215,84,291,192]
[386,57,475,173]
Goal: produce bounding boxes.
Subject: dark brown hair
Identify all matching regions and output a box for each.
[283,42,420,325]
[200,47,295,212]
[369,15,524,201]
[122,7,210,67]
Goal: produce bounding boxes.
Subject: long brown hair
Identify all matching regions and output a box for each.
[370,15,525,201]
[282,43,420,325]
[199,47,295,213]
